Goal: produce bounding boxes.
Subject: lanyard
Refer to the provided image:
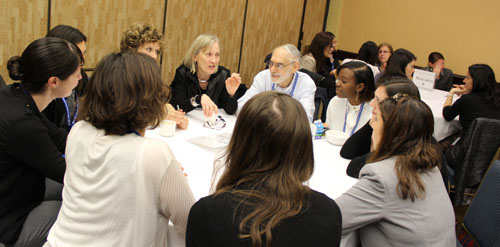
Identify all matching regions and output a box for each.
[126,130,141,136]
[62,92,79,128]
[343,101,365,136]
[272,72,298,97]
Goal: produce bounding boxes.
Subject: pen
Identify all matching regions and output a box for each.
[177,105,180,111]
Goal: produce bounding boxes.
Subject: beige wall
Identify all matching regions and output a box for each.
[0,1,48,84]
[325,0,342,37]
[326,0,500,75]
[0,0,329,86]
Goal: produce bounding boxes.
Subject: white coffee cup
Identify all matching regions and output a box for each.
[159,120,176,137]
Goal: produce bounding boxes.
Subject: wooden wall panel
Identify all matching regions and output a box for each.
[0,0,48,85]
[239,0,304,87]
[50,0,165,70]
[300,0,327,53]
[161,0,246,85]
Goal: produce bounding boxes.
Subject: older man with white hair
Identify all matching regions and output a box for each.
[237,44,316,121]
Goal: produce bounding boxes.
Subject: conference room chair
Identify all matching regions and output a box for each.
[447,118,500,206]
[456,159,500,247]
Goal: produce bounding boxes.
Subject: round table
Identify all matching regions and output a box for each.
[145,109,358,246]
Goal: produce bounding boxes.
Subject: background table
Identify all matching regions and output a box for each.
[420,89,462,141]
[146,109,358,246]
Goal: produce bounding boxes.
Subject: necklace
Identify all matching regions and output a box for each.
[198,79,208,83]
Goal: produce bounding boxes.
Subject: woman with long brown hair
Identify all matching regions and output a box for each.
[186,91,342,247]
[337,96,455,246]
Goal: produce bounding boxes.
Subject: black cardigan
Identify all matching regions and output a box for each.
[170,65,246,115]
[0,84,67,244]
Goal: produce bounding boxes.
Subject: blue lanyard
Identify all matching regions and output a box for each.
[272,72,298,97]
[343,101,365,136]
[62,93,79,128]
[126,130,141,136]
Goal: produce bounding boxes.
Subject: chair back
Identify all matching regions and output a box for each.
[450,117,500,206]
[314,87,329,122]
[460,160,500,247]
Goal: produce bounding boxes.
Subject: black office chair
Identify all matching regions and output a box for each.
[456,159,500,247]
[447,117,500,206]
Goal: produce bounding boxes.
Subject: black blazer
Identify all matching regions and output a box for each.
[170,65,246,115]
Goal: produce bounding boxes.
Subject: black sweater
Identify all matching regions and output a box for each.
[443,92,500,132]
[0,84,66,244]
[186,190,342,247]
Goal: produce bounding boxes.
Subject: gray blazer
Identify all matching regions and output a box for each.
[337,157,456,247]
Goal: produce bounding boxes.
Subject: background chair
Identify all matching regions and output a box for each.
[446,117,500,206]
[456,159,500,247]
[298,69,336,122]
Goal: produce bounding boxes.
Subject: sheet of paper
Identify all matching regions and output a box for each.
[187,132,232,149]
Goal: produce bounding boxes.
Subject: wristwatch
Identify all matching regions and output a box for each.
[190,95,200,107]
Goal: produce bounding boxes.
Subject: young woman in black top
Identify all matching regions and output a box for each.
[0,37,82,247]
[443,64,500,169]
[443,63,500,132]
[42,24,88,132]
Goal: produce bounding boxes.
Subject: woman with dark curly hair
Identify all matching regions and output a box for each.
[120,22,189,129]
[120,22,163,60]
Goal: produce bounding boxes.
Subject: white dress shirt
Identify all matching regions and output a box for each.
[237,69,316,121]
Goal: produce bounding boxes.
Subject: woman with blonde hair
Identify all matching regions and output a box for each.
[45,52,195,247]
[337,96,455,246]
[186,91,342,247]
[170,34,246,117]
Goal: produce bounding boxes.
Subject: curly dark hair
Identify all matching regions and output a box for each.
[120,23,162,51]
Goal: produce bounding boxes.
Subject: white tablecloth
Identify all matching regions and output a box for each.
[420,89,461,141]
[145,89,459,246]
[146,109,358,246]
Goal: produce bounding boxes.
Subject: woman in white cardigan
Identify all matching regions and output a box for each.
[44,52,195,247]
[325,61,375,136]
[337,95,455,246]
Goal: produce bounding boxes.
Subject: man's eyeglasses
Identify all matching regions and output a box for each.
[203,115,226,130]
[267,61,296,70]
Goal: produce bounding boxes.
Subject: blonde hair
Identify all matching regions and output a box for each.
[182,34,220,74]
[120,23,163,51]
